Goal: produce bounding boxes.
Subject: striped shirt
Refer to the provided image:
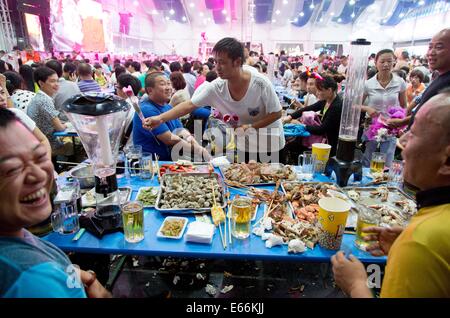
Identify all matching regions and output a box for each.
[77,79,101,93]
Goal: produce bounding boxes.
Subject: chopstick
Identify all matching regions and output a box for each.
[211,180,226,250]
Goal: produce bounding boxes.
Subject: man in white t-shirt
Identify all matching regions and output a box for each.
[143,37,286,163]
[282,62,294,87]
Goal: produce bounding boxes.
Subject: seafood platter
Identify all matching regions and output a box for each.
[220,161,296,186]
[155,173,226,213]
[344,186,417,227]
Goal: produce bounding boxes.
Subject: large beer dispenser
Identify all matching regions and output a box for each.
[63,94,130,237]
[325,39,371,187]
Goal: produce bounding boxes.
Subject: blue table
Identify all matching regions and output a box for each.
[43,167,386,264]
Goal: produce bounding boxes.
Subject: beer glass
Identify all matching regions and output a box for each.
[121,201,145,243]
[231,197,253,239]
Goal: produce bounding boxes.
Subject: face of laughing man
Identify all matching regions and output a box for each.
[0,121,54,237]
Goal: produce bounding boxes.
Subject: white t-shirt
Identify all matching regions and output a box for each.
[191,66,285,153]
[337,64,347,75]
[282,69,293,86]
[303,93,318,107]
[364,74,407,116]
[8,108,36,131]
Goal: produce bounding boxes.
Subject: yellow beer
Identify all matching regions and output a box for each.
[355,206,380,251]
[370,152,386,174]
[231,197,252,239]
[122,201,144,243]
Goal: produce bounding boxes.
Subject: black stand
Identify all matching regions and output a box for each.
[325,156,363,187]
[80,208,123,238]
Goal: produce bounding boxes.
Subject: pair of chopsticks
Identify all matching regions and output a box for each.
[211,180,227,250]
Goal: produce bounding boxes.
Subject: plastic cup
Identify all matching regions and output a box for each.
[312,143,332,174]
[317,197,351,250]
[51,205,80,234]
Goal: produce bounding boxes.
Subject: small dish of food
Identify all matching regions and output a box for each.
[157,216,188,239]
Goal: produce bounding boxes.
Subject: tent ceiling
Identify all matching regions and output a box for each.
[131,0,450,27]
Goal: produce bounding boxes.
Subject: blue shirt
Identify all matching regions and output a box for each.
[77,80,101,93]
[0,230,87,298]
[132,98,183,161]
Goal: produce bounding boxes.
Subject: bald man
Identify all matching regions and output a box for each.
[331,89,450,298]
[387,28,450,129]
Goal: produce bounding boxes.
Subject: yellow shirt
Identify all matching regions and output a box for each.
[381,203,450,298]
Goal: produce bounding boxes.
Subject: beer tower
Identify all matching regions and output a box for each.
[325,39,371,187]
[63,94,130,237]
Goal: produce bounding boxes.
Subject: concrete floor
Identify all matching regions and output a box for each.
[110,256,349,298]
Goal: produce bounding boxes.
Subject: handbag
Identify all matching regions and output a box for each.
[300,111,327,148]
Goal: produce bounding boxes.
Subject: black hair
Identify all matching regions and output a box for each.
[124,60,133,68]
[161,59,169,64]
[131,61,141,72]
[367,66,377,79]
[117,73,142,96]
[206,62,214,71]
[143,60,153,69]
[375,49,395,62]
[0,60,8,73]
[182,62,192,73]
[3,71,24,95]
[45,59,63,78]
[392,69,407,81]
[212,37,245,66]
[145,72,166,88]
[170,61,182,72]
[114,59,121,65]
[369,53,376,59]
[34,66,57,87]
[401,51,409,60]
[77,63,92,77]
[84,59,90,64]
[169,72,186,91]
[19,65,35,92]
[400,66,410,75]
[114,65,127,79]
[410,69,425,82]
[207,57,215,65]
[299,71,309,82]
[102,56,109,64]
[315,75,338,92]
[0,107,19,128]
[205,71,218,82]
[63,62,77,74]
[93,63,102,70]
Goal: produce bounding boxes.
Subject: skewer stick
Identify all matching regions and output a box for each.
[211,180,226,250]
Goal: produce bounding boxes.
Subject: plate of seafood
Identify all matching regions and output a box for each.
[220,161,297,186]
[344,186,417,227]
[281,182,355,225]
[155,173,226,213]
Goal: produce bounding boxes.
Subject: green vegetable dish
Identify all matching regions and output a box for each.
[137,187,158,206]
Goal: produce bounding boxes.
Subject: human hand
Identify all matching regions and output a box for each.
[362,226,403,256]
[69,73,77,82]
[0,74,6,89]
[386,118,405,129]
[282,115,292,124]
[143,115,163,130]
[331,251,370,297]
[79,270,112,298]
[365,107,379,118]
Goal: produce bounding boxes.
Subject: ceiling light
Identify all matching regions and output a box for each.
[226,17,231,22]
[165,16,170,20]
[294,18,298,22]
[399,13,405,18]
[330,12,335,16]
[169,9,175,15]
[200,12,204,17]
[207,17,211,21]
[182,16,187,21]
[283,0,289,4]
[222,9,227,14]
[310,3,315,9]
[351,12,355,18]
[152,9,158,15]
[189,2,195,7]
[300,12,305,16]
[338,18,342,22]
[349,0,356,5]
[133,0,139,6]
[275,10,281,15]
[320,17,324,22]
[418,0,425,5]
[272,19,276,23]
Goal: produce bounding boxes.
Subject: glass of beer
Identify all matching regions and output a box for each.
[231,196,253,239]
[125,145,142,177]
[370,152,386,174]
[121,201,144,243]
[355,206,380,251]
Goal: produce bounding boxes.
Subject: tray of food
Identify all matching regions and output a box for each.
[220,161,296,186]
[281,182,355,225]
[344,186,417,227]
[157,216,188,239]
[155,173,226,214]
[82,187,132,207]
[136,186,159,208]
